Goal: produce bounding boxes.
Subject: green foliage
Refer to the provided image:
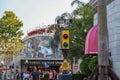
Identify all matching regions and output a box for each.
[72,73,85,80]
[44,74,49,80]
[88,56,98,71]
[0,11,24,57]
[68,4,93,61]
[40,77,44,80]
[50,27,63,54]
[0,11,24,41]
[49,0,93,60]
[80,57,91,76]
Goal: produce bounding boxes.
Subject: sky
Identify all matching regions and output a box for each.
[0,0,89,37]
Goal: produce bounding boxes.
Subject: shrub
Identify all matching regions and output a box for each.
[40,77,44,80]
[88,56,98,71]
[44,74,49,80]
[72,73,85,80]
[80,57,91,76]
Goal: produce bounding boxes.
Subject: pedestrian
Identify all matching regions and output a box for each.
[23,71,30,80]
[57,71,62,80]
[49,70,53,80]
[31,66,40,80]
[7,75,10,80]
[21,71,23,80]
[53,70,57,80]
[11,72,15,80]
[16,71,20,80]
[0,72,2,80]
[4,72,7,80]
[2,72,4,80]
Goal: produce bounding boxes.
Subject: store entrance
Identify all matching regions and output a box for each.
[27,65,60,73]
[21,58,63,73]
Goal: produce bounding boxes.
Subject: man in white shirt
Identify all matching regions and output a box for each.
[23,71,30,80]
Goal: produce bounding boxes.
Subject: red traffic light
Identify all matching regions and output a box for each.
[63,34,68,39]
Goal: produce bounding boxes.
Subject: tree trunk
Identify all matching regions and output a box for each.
[97,0,109,80]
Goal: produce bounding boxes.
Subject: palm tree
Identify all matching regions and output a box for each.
[71,0,85,9]
[50,13,72,55]
[47,24,57,33]
[66,0,93,62]
[61,12,73,19]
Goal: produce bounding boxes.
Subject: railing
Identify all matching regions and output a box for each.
[88,65,120,80]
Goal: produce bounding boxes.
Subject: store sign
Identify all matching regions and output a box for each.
[57,19,72,24]
[24,61,62,65]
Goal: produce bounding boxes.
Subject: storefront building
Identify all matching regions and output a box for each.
[85,0,120,77]
[13,27,63,73]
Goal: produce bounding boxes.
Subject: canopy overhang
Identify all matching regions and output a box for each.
[85,25,98,55]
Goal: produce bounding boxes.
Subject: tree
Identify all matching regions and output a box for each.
[47,24,60,54]
[50,27,64,54]
[0,11,24,41]
[0,37,25,62]
[0,11,24,60]
[49,12,72,54]
[67,1,93,62]
[71,0,85,9]
[88,56,98,71]
[49,0,93,61]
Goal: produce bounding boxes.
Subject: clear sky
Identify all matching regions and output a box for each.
[0,0,88,37]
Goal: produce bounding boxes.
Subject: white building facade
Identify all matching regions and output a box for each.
[91,0,120,77]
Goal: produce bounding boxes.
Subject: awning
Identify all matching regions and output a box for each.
[85,25,98,55]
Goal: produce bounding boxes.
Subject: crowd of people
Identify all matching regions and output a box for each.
[21,66,59,80]
[0,66,60,80]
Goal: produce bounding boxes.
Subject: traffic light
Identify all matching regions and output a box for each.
[61,29,70,49]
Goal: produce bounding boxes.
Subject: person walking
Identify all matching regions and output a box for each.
[49,70,53,80]
[31,66,40,80]
[23,71,30,80]
[53,70,57,80]
[11,72,15,80]
[16,72,20,80]
[0,73,2,80]
[21,71,23,80]
[7,75,10,80]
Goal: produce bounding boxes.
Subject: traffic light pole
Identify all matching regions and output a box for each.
[62,50,68,59]
[58,19,72,75]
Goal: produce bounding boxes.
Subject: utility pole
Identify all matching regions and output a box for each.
[97,0,109,80]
